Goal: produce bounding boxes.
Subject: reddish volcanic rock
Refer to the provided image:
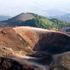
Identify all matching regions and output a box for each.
[14,26,70,54]
[0,26,70,70]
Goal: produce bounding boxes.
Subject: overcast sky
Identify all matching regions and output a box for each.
[0,0,70,16]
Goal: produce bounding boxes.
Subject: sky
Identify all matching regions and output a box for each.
[0,0,70,16]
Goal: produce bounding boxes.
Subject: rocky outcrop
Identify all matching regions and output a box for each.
[53,52,70,70]
[0,57,23,70]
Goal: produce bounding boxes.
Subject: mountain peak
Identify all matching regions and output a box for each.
[10,13,35,21]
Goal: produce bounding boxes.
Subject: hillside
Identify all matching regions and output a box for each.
[0,13,53,29]
[0,13,70,30]
[0,26,70,70]
[50,18,70,29]
[0,26,69,55]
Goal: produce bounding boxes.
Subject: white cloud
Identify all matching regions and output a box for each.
[0,0,70,16]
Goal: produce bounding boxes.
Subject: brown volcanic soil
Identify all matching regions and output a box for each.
[0,27,32,57]
[0,26,69,56]
[14,26,70,54]
[0,26,70,70]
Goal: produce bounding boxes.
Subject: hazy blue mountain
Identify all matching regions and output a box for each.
[0,15,10,21]
[57,13,70,22]
[44,9,67,18]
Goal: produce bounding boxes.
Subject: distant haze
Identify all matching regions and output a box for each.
[0,0,70,17]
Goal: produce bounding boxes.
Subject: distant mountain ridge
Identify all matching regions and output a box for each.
[9,13,35,21]
[57,13,70,22]
[0,13,51,28]
[45,9,66,17]
[0,15,10,21]
[0,13,70,30]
